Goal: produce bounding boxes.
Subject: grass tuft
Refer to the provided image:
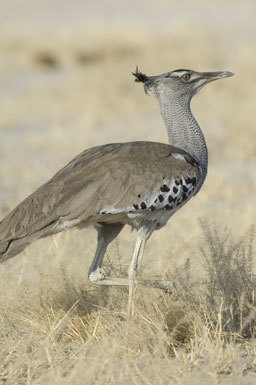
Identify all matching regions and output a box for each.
[0,223,256,384]
[199,220,256,339]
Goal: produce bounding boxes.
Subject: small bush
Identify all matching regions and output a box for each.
[199,220,256,339]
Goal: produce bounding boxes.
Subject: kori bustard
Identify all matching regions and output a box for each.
[0,68,232,315]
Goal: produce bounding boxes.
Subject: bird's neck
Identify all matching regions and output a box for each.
[157,92,208,179]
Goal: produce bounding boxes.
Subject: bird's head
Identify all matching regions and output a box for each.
[133,67,233,100]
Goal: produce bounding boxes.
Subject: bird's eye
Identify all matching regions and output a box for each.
[182,74,190,81]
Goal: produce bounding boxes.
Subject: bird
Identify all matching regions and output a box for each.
[0,67,233,316]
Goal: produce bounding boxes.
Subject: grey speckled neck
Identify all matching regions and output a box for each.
[155,90,208,185]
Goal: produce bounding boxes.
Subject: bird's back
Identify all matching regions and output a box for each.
[0,141,200,261]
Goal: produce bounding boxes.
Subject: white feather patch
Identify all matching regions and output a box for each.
[171,153,186,161]
[54,218,80,232]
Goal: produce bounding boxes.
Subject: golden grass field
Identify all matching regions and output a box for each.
[0,0,256,383]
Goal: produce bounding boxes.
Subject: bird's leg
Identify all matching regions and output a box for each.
[88,223,169,318]
[127,225,154,318]
[88,223,128,285]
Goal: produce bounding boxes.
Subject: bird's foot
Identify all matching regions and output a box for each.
[88,267,129,286]
[88,268,177,295]
[88,267,106,284]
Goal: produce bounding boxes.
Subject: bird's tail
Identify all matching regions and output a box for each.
[0,201,52,264]
[0,231,41,263]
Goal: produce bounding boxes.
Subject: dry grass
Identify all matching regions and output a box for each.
[0,223,256,384]
[0,0,256,383]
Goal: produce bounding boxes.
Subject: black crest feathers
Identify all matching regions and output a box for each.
[132,67,149,83]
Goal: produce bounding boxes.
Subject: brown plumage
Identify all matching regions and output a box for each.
[0,141,199,261]
[0,67,233,316]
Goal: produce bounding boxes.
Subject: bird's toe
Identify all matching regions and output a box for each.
[88,267,106,284]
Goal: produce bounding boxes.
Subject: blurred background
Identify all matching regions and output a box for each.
[0,0,255,284]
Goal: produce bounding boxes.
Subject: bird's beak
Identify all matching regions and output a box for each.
[200,71,234,82]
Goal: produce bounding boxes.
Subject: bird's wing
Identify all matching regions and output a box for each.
[82,142,200,218]
[0,142,200,243]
